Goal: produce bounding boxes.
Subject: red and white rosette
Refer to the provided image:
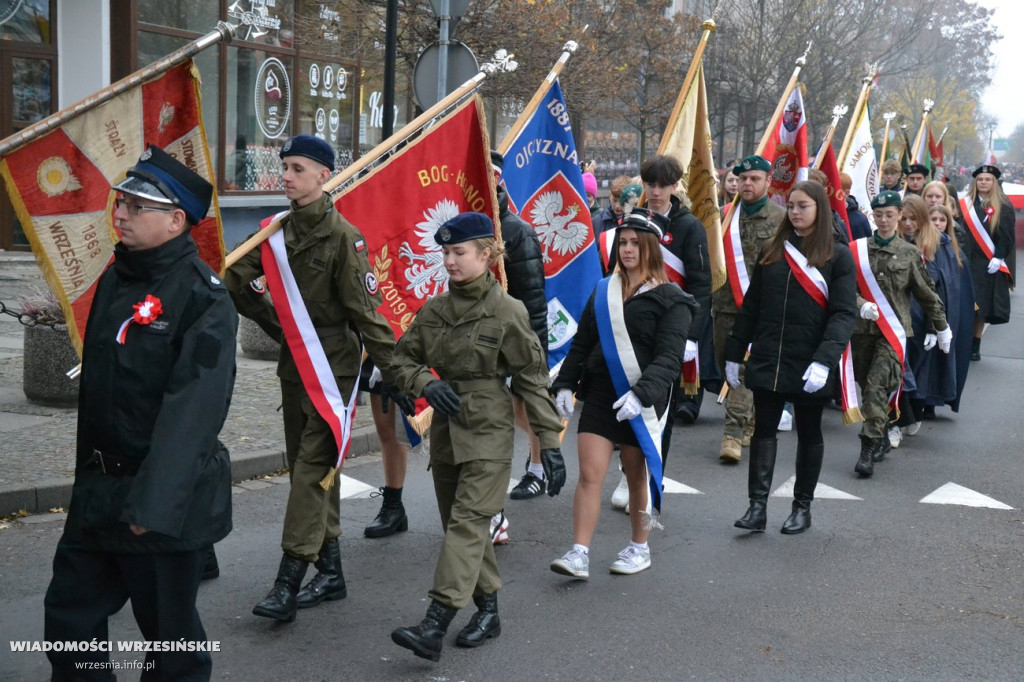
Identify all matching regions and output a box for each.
[116,294,163,345]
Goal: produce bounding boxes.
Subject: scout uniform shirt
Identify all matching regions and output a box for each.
[712,197,786,316]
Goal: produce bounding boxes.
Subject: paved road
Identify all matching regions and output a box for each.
[2,295,1022,680]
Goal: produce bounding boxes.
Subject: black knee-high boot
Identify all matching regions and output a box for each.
[734,438,778,531]
[782,442,824,534]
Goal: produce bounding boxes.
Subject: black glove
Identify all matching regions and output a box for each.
[381,383,416,417]
[541,448,566,496]
[423,380,462,416]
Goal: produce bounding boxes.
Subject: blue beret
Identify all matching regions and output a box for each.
[906,163,928,176]
[617,206,667,240]
[434,212,495,245]
[114,145,213,225]
[734,155,771,176]
[871,190,902,209]
[280,134,335,170]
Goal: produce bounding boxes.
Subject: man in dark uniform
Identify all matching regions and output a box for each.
[225,135,406,622]
[904,163,928,196]
[44,146,236,680]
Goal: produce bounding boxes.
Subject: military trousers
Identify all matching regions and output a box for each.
[851,333,902,439]
[280,377,355,563]
[714,311,754,438]
[427,447,511,610]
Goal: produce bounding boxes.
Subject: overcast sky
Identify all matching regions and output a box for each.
[976,0,1022,139]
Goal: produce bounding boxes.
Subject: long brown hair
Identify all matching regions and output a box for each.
[760,181,835,268]
[900,195,938,261]
[928,204,963,267]
[967,174,1008,232]
[613,228,669,299]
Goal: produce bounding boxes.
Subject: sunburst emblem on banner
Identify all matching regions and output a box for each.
[36,157,83,197]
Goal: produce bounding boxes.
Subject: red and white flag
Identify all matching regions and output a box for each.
[763,85,809,206]
[818,144,851,239]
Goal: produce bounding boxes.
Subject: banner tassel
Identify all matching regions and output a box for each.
[319,467,337,491]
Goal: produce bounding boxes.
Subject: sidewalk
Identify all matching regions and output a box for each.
[0,257,382,515]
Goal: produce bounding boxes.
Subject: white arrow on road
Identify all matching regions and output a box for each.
[919,482,1014,509]
[770,475,862,500]
[507,475,703,495]
[338,474,379,499]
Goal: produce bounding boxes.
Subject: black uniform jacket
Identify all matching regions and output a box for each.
[497,184,548,353]
[552,282,697,416]
[65,233,237,552]
[664,195,711,341]
[725,236,857,398]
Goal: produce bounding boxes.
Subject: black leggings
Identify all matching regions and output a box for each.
[752,390,825,446]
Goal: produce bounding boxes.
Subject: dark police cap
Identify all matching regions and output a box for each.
[906,163,929,177]
[280,134,335,170]
[733,155,771,176]
[114,145,213,225]
[972,164,1001,179]
[434,212,495,246]
[617,206,667,240]
[870,190,902,209]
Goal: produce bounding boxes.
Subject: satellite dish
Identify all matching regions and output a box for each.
[413,41,479,110]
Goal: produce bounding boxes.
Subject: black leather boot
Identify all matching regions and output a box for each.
[296,538,346,608]
[253,555,308,622]
[391,599,459,662]
[854,436,874,477]
[364,486,408,538]
[782,442,823,535]
[456,592,501,647]
[734,437,777,531]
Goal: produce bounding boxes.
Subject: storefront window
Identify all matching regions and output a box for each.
[138,0,217,34]
[226,0,294,49]
[10,56,50,123]
[0,0,51,43]
[358,67,410,156]
[225,46,292,191]
[297,57,355,169]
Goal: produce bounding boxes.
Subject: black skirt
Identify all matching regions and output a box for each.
[576,370,640,447]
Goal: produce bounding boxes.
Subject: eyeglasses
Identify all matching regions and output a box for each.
[785,203,815,213]
[114,198,178,217]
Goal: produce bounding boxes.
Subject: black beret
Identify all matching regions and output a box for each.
[972,164,1001,179]
[434,212,495,245]
[280,134,335,170]
[906,163,928,176]
[617,206,667,240]
[114,145,213,225]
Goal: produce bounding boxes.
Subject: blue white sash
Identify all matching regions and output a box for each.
[594,273,667,524]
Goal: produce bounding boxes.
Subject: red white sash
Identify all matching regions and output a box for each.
[722,203,750,308]
[260,213,360,481]
[850,237,906,412]
[784,243,861,423]
[598,229,615,273]
[959,197,1012,277]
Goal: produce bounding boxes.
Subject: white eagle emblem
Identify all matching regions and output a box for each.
[399,198,460,299]
[529,191,590,264]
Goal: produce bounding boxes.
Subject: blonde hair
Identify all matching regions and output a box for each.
[928,204,963,267]
[923,180,955,213]
[900,195,938,261]
[967,174,1008,232]
[470,237,506,265]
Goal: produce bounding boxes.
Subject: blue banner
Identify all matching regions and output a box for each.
[499,80,602,369]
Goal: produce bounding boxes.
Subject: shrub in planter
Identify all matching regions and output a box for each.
[19,292,79,407]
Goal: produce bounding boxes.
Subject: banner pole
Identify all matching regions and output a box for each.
[656,18,717,156]
[812,105,848,170]
[837,68,876,167]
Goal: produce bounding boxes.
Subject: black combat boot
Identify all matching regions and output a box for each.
[252,555,308,622]
[854,436,875,477]
[456,592,501,647]
[782,442,824,535]
[734,437,778,531]
[296,538,346,608]
[391,599,459,662]
[364,486,409,538]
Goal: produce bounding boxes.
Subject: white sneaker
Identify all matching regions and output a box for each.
[609,544,651,575]
[550,548,589,578]
[778,410,793,432]
[888,426,903,449]
[610,472,629,511]
[490,511,509,545]
[905,421,921,436]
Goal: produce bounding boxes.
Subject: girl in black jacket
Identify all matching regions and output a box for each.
[550,208,696,578]
[724,181,857,534]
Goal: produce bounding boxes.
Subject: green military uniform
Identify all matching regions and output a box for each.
[852,234,947,440]
[712,197,785,439]
[390,270,562,609]
[225,194,398,563]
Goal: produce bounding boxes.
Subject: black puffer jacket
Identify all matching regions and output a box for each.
[664,195,711,341]
[553,281,698,414]
[498,184,548,353]
[724,236,857,398]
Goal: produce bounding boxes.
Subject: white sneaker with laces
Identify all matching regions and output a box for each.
[888,425,903,449]
[610,472,629,511]
[778,410,793,432]
[550,548,589,578]
[489,511,509,545]
[609,544,651,575]
[905,421,921,436]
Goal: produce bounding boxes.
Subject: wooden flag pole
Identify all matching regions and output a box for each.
[837,68,877,167]
[656,18,717,156]
[224,72,486,269]
[812,105,848,170]
[909,99,934,164]
[879,112,897,162]
[496,28,587,155]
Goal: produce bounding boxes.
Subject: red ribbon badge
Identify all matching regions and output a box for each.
[116,294,163,344]
[985,206,995,218]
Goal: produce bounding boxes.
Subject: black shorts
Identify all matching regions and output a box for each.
[576,372,640,447]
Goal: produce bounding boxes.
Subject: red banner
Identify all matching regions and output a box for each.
[819,144,851,239]
[334,96,499,339]
[0,61,224,354]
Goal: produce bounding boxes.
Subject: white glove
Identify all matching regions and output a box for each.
[937,326,953,354]
[987,257,1004,274]
[684,340,698,363]
[922,333,937,351]
[368,365,382,389]
[612,390,643,422]
[859,302,879,321]
[725,361,741,389]
[801,361,830,393]
[555,389,575,421]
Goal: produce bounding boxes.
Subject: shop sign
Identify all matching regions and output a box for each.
[228,0,282,41]
[255,57,291,139]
